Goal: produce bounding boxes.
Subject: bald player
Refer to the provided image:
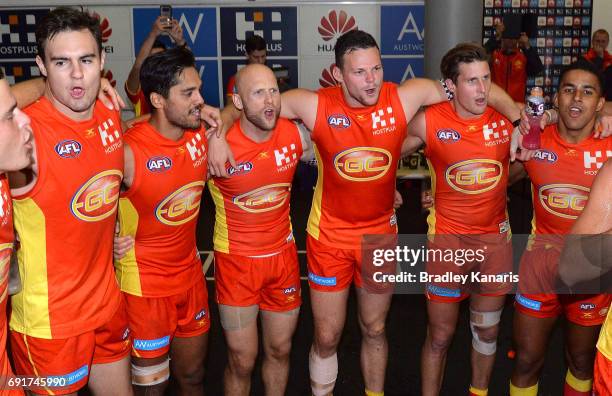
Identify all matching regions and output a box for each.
[213,30,521,395]
[209,64,312,395]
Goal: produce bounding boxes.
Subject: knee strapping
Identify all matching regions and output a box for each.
[309,349,337,396]
[219,304,259,331]
[470,308,502,355]
[131,359,170,386]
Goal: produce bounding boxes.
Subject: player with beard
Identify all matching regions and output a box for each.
[0,68,33,395]
[208,63,313,396]
[213,30,522,396]
[509,61,612,396]
[8,7,131,395]
[402,43,516,396]
[113,47,210,395]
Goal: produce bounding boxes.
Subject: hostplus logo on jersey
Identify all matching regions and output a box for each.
[0,187,9,227]
[274,144,299,172]
[533,149,558,163]
[482,120,510,147]
[371,107,396,135]
[328,114,351,129]
[583,150,612,175]
[147,156,172,172]
[55,140,82,158]
[436,129,461,143]
[185,133,207,168]
[98,118,122,154]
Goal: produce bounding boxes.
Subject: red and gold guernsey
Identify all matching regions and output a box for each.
[307,82,407,249]
[524,125,612,238]
[0,174,17,382]
[209,118,302,256]
[11,97,123,339]
[424,101,511,235]
[116,122,207,297]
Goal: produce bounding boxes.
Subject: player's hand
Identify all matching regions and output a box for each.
[98,78,125,111]
[519,107,554,136]
[393,190,403,209]
[593,114,612,139]
[510,127,538,162]
[200,104,222,137]
[207,135,236,178]
[113,221,134,261]
[421,189,433,210]
[168,19,186,46]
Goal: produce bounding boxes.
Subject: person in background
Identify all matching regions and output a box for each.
[125,16,186,117]
[485,19,544,102]
[225,35,267,105]
[581,29,611,100]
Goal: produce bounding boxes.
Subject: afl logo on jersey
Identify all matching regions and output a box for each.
[147,156,172,172]
[446,159,503,194]
[71,170,122,222]
[538,184,589,219]
[55,140,82,158]
[533,150,558,163]
[436,129,461,143]
[155,181,204,226]
[328,114,351,129]
[227,162,253,176]
[334,147,391,181]
[233,183,291,213]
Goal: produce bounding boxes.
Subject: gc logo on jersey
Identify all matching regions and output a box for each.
[533,149,558,163]
[334,147,391,182]
[156,181,204,226]
[55,140,82,158]
[538,184,589,219]
[436,129,461,143]
[233,183,291,213]
[71,170,122,222]
[227,162,253,176]
[445,159,502,194]
[328,114,351,129]
[147,156,172,172]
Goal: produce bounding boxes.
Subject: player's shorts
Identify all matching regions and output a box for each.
[215,243,301,312]
[515,293,611,325]
[306,234,396,293]
[10,298,130,395]
[593,350,612,396]
[425,234,513,303]
[0,349,23,395]
[125,276,210,359]
[515,246,611,325]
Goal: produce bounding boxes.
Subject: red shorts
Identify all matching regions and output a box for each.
[306,234,396,293]
[516,246,611,325]
[125,276,210,359]
[10,298,130,395]
[215,243,301,312]
[515,293,611,325]
[425,235,513,303]
[594,350,612,396]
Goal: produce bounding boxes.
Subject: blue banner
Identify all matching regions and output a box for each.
[380,5,425,56]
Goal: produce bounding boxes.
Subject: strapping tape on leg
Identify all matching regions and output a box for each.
[470,308,502,356]
[309,348,337,396]
[131,358,170,386]
[219,304,259,331]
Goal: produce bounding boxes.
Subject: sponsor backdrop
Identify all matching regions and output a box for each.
[0,2,425,112]
[482,0,594,103]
